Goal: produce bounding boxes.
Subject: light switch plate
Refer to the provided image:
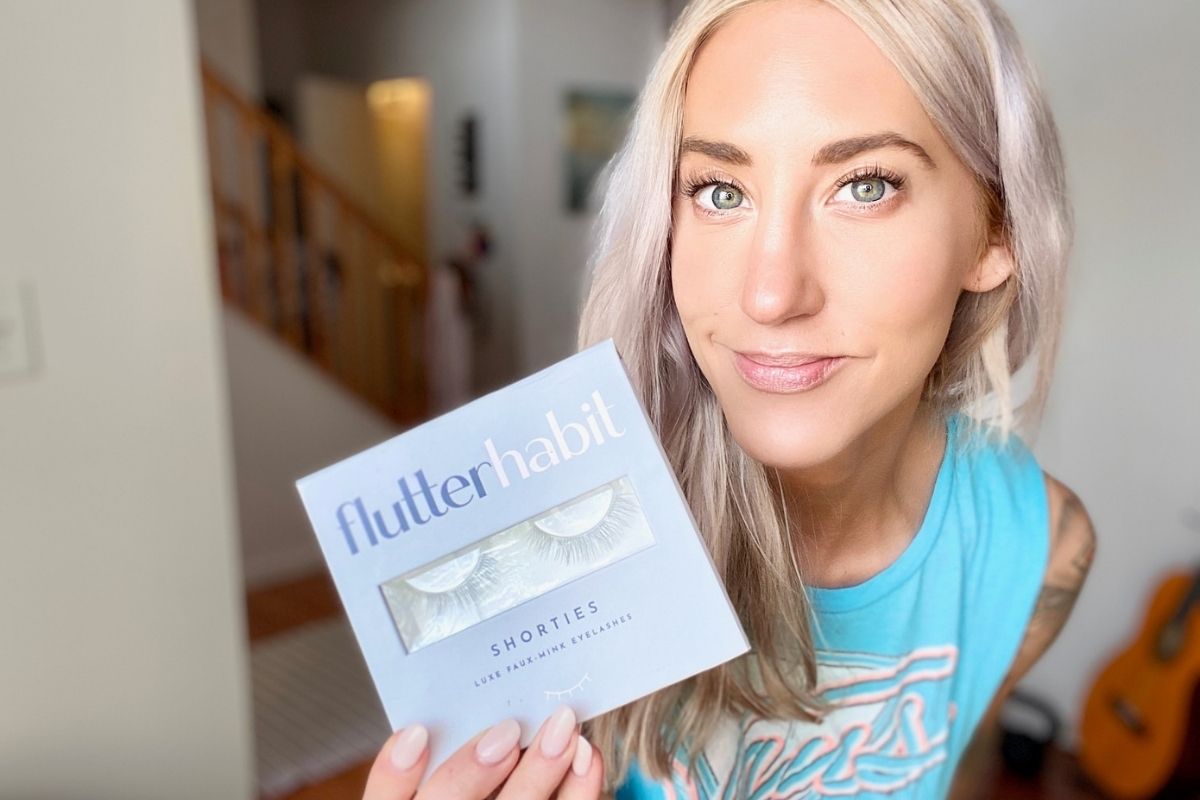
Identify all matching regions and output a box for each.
[0,280,35,378]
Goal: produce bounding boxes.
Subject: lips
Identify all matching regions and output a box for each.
[732,351,847,393]
[737,351,839,367]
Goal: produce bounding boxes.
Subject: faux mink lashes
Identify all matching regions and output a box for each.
[525,481,641,567]
[380,476,654,653]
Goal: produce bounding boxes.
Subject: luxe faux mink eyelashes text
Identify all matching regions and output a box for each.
[333,389,627,556]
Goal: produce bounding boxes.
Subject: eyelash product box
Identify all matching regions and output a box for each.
[295,337,751,777]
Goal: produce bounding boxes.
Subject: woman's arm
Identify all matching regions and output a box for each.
[977,471,1098,730]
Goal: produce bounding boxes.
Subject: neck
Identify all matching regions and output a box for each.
[779,395,948,586]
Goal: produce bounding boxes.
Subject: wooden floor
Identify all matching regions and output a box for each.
[247,573,1114,800]
[246,572,347,643]
[949,721,1108,799]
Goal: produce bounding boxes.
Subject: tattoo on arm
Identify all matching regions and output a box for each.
[978,481,1096,727]
[1028,486,1096,651]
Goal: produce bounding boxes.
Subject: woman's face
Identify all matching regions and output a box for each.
[671,0,1011,471]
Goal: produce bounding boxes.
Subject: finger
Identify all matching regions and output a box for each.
[495,705,579,800]
[554,733,605,800]
[415,718,523,800]
[362,724,430,800]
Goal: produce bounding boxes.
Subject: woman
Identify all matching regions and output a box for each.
[360,0,1096,797]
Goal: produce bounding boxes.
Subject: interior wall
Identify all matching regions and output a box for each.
[0,1,255,796]
[223,308,400,587]
[195,0,262,96]
[509,0,666,372]
[296,73,388,225]
[998,0,1200,749]
[295,72,432,264]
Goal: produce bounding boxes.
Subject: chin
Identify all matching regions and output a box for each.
[720,396,852,471]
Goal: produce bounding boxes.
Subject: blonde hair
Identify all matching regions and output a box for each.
[575,0,1072,790]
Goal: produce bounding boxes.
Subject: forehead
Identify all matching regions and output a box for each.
[682,0,939,157]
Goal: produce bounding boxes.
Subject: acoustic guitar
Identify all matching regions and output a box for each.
[1079,565,1200,798]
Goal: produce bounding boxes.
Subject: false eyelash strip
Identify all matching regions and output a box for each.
[524,481,642,567]
[379,475,656,653]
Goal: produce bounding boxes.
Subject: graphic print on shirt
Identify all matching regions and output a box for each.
[652,644,959,799]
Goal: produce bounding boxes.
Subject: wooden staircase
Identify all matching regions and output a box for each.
[199,62,429,424]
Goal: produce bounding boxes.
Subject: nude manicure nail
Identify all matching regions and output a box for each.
[390,724,428,771]
[475,718,522,765]
[539,704,577,759]
[572,734,593,777]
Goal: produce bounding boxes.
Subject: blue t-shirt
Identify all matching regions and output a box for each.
[615,410,1050,799]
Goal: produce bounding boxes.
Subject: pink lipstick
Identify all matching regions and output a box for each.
[733,351,847,393]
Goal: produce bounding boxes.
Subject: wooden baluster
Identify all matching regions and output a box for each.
[396,255,428,422]
[363,234,383,410]
[354,223,374,404]
[239,115,266,322]
[335,203,361,396]
[264,127,282,332]
[219,107,249,307]
[377,243,400,415]
[406,256,430,422]
[377,251,417,421]
[269,133,302,346]
[298,173,324,363]
[328,198,345,384]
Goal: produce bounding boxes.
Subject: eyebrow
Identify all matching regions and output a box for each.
[679,131,937,170]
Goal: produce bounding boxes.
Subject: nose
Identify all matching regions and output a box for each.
[739,210,825,325]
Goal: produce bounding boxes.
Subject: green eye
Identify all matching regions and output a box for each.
[708,185,743,210]
[850,178,886,203]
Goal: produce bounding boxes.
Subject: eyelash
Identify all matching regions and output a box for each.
[401,483,638,598]
[526,483,640,567]
[677,164,908,217]
[400,547,507,620]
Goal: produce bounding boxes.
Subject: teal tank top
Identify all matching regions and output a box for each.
[614,410,1051,799]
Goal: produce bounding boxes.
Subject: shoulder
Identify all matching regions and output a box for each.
[977,470,1096,725]
[1019,471,1097,670]
[1041,471,1098,596]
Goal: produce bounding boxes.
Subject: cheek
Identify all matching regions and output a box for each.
[670,225,733,332]
[670,214,750,321]
[830,221,965,352]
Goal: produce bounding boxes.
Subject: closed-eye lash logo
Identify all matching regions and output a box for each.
[333,389,625,555]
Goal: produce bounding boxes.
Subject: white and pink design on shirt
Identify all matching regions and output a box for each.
[659,645,959,799]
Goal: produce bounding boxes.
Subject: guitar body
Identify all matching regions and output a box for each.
[1080,571,1200,799]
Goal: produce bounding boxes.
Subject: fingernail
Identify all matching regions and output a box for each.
[539,704,577,759]
[572,734,593,777]
[390,723,428,771]
[475,718,521,765]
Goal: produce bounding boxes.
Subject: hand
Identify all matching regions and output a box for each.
[362,704,604,800]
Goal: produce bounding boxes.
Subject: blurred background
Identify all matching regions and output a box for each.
[0,0,1196,798]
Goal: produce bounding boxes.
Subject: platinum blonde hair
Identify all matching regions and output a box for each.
[575,0,1072,790]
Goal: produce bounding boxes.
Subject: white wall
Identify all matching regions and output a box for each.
[195,0,262,96]
[1000,0,1200,749]
[0,1,255,797]
[509,0,666,371]
[296,74,386,218]
[224,308,401,587]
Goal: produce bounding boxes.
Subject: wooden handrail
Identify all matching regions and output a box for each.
[201,63,422,269]
[199,59,429,424]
